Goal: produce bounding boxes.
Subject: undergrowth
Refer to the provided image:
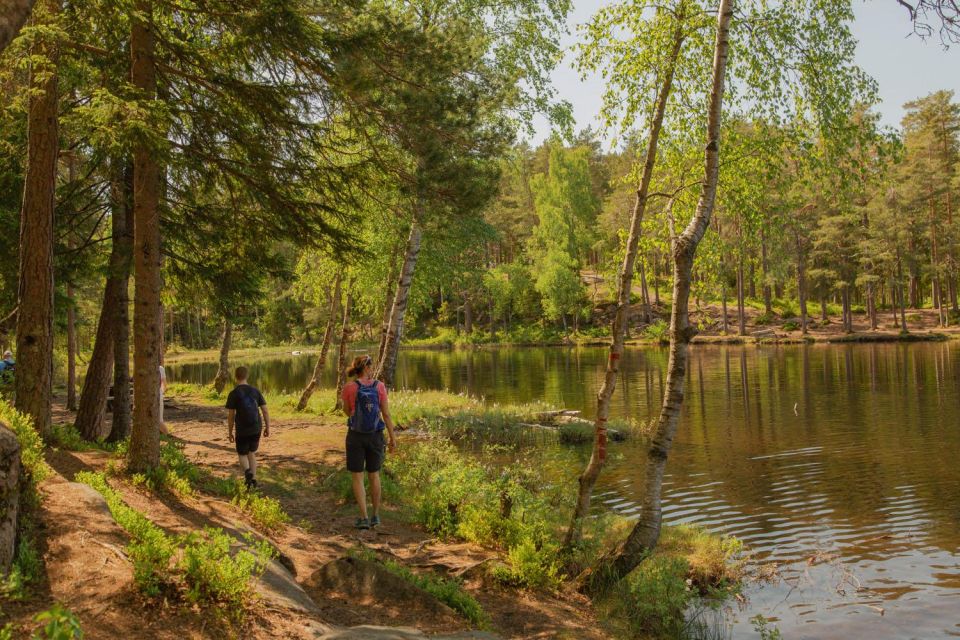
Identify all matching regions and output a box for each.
[75,470,275,613]
[0,401,49,599]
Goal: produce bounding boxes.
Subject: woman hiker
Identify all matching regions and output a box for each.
[341,355,397,529]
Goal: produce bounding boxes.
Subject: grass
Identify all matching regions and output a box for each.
[75,470,275,613]
[349,548,489,628]
[591,522,744,639]
[133,438,292,533]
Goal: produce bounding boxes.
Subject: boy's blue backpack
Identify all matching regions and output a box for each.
[349,381,384,433]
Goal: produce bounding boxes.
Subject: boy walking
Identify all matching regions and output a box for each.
[226,366,270,489]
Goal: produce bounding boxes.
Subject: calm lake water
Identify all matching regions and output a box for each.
[168,344,960,639]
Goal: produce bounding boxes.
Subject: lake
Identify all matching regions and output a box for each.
[168,343,960,639]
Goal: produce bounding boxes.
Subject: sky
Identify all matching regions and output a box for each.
[529,1,960,145]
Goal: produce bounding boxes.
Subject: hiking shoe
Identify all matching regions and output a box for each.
[244,471,257,490]
[354,518,370,530]
[370,515,381,528]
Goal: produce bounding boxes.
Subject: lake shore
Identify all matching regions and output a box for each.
[2,389,743,639]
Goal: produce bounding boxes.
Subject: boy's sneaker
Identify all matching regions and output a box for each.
[244,471,257,490]
[370,515,381,528]
[355,518,370,530]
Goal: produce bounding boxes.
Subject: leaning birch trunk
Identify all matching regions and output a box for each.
[334,288,353,411]
[562,14,686,553]
[585,0,734,589]
[296,270,342,411]
[109,164,134,443]
[14,0,58,440]
[211,318,232,393]
[66,284,77,411]
[377,220,423,387]
[128,0,162,472]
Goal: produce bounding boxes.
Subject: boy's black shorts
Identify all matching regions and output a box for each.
[235,431,261,455]
[346,430,386,473]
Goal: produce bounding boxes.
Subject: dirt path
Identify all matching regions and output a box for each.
[21,398,608,640]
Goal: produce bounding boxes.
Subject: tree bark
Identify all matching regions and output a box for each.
[377,220,423,387]
[463,295,473,334]
[562,13,685,553]
[334,288,353,411]
[0,0,37,54]
[639,259,651,323]
[586,0,733,589]
[377,242,402,363]
[736,255,746,336]
[109,164,134,443]
[128,0,162,472]
[76,165,131,441]
[15,0,58,440]
[721,283,729,334]
[66,284,77,411]
[897,254,909,333]
[796,232,808,334]
[211,318,232,393]
[296,270,342,411]
[761,226,772,315]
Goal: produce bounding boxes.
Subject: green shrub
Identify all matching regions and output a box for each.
[494,538,562,590]
[614,555,696,638]
[181,527,275,609]
[782,320,800,332]
[644,320,669,343]
[0,400,49,496]
[393,440,563,591]
[24,603,84,640]
[76,471,274,610]
[230,485,290,532]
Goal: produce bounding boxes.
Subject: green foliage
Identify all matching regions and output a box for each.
[349,548,489,629]
[0,400,49,498]
[392,440,564,590]
[644,319,670,343]
[181,527,275,609]
[75,471,274,610]
[751,615,783,640]
[32,603,84,640]
[228,483,291,533]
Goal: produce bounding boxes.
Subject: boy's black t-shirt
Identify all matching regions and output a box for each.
[225,384,266,436]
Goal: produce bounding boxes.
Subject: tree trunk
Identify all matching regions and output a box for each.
[721,283,729,334]
[796,234,808,334]
[211,318,232,393]
[66,284,77,411]
[377,221,423,387]
[0,0,37,54]
[334,288,353,411]
[820,295,828,323]
[891,278,899,328]
[897,254,909,333]
[109,164,134,443]
[761,226,772,315]
[736,256,746,336]
[15,0,58,440]
[562,14,686,553]
[748,260,756,299]
[463,295,473,334]
[639,259,651,324]
[296,270,342,411]
[128,0,162,472]
[868,282,878,330]
[586,0,733,589]
[653,258,661,306]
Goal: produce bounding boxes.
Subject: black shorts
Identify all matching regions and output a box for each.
[235,431,261,455]
[346,430,386,473]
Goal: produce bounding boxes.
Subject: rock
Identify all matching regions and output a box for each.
[305,556,463,630]
[0,424,20,574]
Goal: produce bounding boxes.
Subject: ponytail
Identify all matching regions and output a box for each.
[347,354,373,378]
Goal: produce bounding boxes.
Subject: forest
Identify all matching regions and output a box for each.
[0,0,959,639]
